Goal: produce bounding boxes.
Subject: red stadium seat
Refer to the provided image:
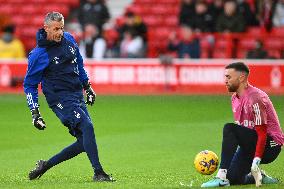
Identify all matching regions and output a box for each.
[267,50,281,59]
[238,38,256,50]
[103,29,119,47]
[270,27,284,37]
[163,16,178,27]
[214,38,230,49]
[150,5,170,15]
[30,16,43,27]
[21,36,36,50]
[264,38,283,49]
[212,50,228,58]
[19,4,41,15]
[148,27,172,41]
[25,38,37,51]
[20,27,39,37]
[168,6,179,15]
[149,40,168,54]
[201,50,209,58]
[54,0,79,6]
[12,15,28,26]
[199,34,214,49]
[28,0,48,2]
[147,41,159,57]
[41,4,69,16]
[7,0,25,3]
[237,49,248,59]
[246,27,266,37]
[212,35,233,58]
[142,16,162,27]
[127,5,148,16]
[159,0,180,4]
[0,5,15,15]
[115,17,125,27]
[134,0,156,4]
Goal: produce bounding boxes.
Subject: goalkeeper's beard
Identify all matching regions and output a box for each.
[226,82,239,92]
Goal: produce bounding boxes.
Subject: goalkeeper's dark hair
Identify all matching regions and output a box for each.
[225,62,250,76]
[44,12,64,25]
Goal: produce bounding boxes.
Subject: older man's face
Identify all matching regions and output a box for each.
[44,20,64,42]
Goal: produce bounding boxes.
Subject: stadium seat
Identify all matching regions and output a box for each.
[53,0,79,7]
[212,50,228,58]
[7,0,25,3]
[212,35,233,58]
[159,0,180,4]
[19,4,41,15]
[103,29,119,47]
[246,27,266,38]
[20,27,39,37]
[147,40,168,57]
[12,15,28,26]
[21,36,36,51]
[150,5,170,15]
[134,0,156,4]
[127,5,143,15]
[267,50,281,59]
[115,17,125,27]
[0,5,15,15]
[201,50,209,58]
[41,4,69,16]
[214,38,230,49]
[27,0,48,2]
[163,16,178,27]
[148,27,172,40]
[30,16,44,27]
[270,27,284,37]
[236,49,248,59]
[264,38,283,49]
[142,16,162,27]
[238,38,256,50]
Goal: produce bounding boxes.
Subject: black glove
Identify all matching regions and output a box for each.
[31,108,46,130]
[84,82,96,106]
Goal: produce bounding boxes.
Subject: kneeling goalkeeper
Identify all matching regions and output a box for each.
[201,62,283,187]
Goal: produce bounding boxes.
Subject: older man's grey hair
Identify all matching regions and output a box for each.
[44,12,64,25]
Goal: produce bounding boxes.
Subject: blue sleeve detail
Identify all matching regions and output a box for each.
[64,32,89,84]
[23,48,49,110]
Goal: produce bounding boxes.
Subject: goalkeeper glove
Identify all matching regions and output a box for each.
[251,157,262,187]
[251,157,261,172]
[84,82,96,106]
[31,108,46,130]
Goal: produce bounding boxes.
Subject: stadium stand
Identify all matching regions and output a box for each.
[2,0,284,59]
[117,0,284,59]
[0,0,79,53]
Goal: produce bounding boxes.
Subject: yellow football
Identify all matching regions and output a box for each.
[194,150,219,175]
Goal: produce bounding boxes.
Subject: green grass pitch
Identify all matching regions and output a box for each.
[0,94,283,189]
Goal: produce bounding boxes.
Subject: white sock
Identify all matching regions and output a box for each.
[216,169,227,180]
